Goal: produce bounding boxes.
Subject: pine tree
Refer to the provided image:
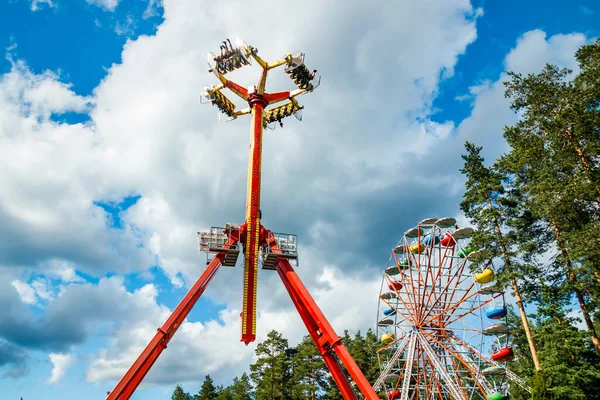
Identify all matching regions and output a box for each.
[460,141,542,371]
[230,373,253,400]
[501,43,600,355]
[250,330,291,400]
[215,385,233,400]
[172,384,193,400]
[290,335,327,399]
[195,375,218,400]
[529,301,600,399]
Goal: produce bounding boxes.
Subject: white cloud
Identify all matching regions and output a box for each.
[31,0,56,11]
[85,0,119,12]
[143,0,163,19]
[504,30,587,75]
[114,16,135,36]
[11,280,37,305]
[454,30,590,164]
[48,353,73,384]
[85,256,381,386]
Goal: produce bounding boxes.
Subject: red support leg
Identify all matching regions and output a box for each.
[275,257,379,400]
[279,265,358,399]
[106,232,240,400]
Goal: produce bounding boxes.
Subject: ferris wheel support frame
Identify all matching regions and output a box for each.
[106,40,379,400]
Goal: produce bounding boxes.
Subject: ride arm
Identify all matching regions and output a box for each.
[224,79,249,101]
[248,50,289,70]
[106,231,240,400]
[233,107,251,118]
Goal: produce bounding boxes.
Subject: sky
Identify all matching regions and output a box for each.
[0,0,598,398]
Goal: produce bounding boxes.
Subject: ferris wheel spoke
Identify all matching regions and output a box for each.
[447,352,470,399]
[451,348,493,396]
[436,261,470,324]
[373,334,412,390]
[416,332,467,400]
[405,248,421,321]
[448,342,495,395]
[419,259,470,325]
[383,276,421,326]
[424,286,493,327]
[421,330,488,398]
[380,296,418,328]
[448,332,495,366]
[391,252,420,318]
[443,293,503,326]
[400,332,418,400]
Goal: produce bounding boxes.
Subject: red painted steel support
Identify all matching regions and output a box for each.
[240,94,267,345]
[106,232,240,400]
[275,258,379,399]
[266,236,379,400]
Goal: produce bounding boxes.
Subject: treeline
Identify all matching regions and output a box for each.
[460,39,600,399]
[171,329,381,400]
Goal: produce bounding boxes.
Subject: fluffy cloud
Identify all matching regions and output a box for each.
[85,0,119,12]
[11,280,37,305]
[30,0,55,11]
[48,353,73,384]
[85,255,381,386]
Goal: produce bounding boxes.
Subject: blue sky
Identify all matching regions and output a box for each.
[0,0,598,399]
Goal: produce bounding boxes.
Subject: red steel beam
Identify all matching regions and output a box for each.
[280,263,357,399]
[106,231,239,400]
[266,231,378,399]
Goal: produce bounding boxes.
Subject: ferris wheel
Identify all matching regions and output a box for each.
[372,218,530,400]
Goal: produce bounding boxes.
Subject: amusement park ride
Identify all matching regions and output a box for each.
[106,39,380,400]
[373,219,531,400]
[106,40,530,400]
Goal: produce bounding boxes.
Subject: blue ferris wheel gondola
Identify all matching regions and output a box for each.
[486,305,508,320]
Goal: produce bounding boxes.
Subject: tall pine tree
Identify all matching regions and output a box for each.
[172,384,193,400]
[290,335,327,399]
[230,373,253,400]
[460,141,542,371]
[502,56,600,354]
[250,330,291,400]
[195,375,218,400]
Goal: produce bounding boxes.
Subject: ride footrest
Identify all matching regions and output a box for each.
[262,252,298,270]
[222,248,240,267]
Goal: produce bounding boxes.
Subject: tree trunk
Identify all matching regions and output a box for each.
[552,221,600,355]
[511,277,542,371]
[488,200,542,371]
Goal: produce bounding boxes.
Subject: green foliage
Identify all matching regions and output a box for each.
[230,373,253,400]
[172,384,193,400]
[289,335,327,399]
[169,329,387,400]
[488,38,600,398]
[250,330,291,400]
[195,375,218,400]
